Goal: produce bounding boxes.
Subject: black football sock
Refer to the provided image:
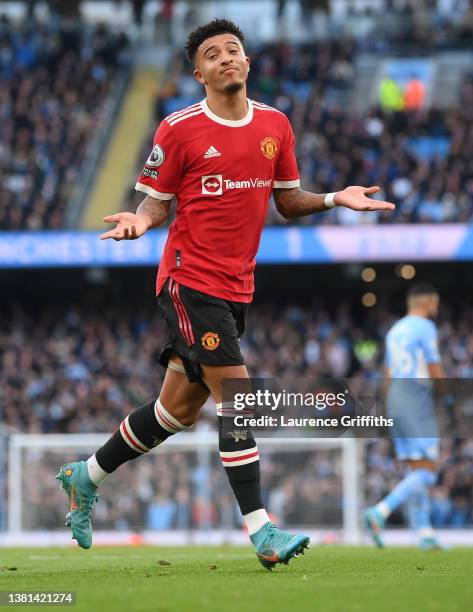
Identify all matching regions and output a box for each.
[218,412,265,518]
[89,399,190,483]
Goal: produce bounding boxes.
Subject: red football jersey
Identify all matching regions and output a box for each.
[135,98,300,303]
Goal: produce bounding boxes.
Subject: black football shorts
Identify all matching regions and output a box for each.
[157,277,249,386]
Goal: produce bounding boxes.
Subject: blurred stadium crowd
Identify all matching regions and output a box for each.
[0,19,130,229]
[0,11,471,228]
[2,299,472,528]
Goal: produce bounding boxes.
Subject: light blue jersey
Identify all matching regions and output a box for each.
[385,315,441,461]
[385,315,441,379]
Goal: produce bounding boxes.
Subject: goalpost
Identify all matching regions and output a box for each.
[6,432,364,545]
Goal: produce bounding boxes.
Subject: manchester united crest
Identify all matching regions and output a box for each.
[201,331,220,350]
[260,136,278,160]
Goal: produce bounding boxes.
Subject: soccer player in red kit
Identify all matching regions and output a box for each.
[57,19,395,569]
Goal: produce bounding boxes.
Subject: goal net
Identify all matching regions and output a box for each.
[5,432,363,545]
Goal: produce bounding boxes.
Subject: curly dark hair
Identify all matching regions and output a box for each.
[185,19,245,64]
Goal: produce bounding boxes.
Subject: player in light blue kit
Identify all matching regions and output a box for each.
[364,283,447,550]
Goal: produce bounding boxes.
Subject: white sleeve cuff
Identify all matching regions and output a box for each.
[273,179,301,189]
[135,183,175,200]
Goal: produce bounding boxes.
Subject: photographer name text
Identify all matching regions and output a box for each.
[233,415,394,428]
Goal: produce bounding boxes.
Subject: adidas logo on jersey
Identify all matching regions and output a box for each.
[204,146,221,159]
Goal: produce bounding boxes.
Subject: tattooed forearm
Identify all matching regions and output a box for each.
[136,195,171,229]
[273,187,330,219]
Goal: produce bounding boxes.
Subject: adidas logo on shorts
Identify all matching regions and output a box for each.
[204,146,222,159]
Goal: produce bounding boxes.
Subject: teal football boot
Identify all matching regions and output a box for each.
[56,461,99,549]
[250,522,310,570]
[363,507,385,548]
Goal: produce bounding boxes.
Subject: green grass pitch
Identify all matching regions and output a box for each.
[1,546,472,612]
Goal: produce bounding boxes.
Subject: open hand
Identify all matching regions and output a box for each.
[100,212,151,241]
[335,186,395,212]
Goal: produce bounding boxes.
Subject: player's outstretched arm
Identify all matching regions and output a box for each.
[100,196,172,241]
[273,186,395,219]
